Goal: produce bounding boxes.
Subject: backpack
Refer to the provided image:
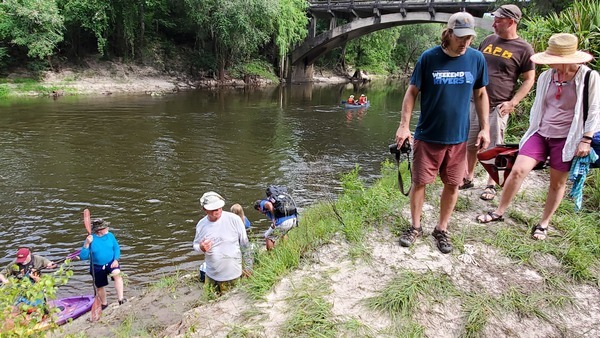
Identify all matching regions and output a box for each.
[583,69,600,168]
[265,185,297,218]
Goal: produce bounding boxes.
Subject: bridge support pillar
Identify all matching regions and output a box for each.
[289,63,314,83]
[309,15,317,38]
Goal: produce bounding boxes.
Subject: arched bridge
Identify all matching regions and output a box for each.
[290,0,496,82]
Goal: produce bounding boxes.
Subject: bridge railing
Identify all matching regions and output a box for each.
[308,0,494,20]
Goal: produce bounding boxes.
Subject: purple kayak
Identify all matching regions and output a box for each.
[48,295,95,325]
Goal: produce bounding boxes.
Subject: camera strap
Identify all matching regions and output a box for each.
[393,149,412,196]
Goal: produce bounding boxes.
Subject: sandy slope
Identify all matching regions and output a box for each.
[51,170,600,338]
[5,61,351,97]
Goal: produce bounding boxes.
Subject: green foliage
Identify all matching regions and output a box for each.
[245,163,407,299]
[150,270,187,293]
[345,28,402,74]
[282,277,338,337]
[365,271,456,319]
[60,0,110,55]
[275,0,308,72]
[1,0,64,59]
[391,24,442,74]
[482,204,599,284]
[505,96,533,143]
[583,170,600,211]
[526,0,574,16]
[185,0,276,79]
[0,46,7,70]
[0,84,9,98]
[230,59,278,82]
[522,0,600,70]
[552,211,600,282]
[461,293,493,338]
[0,262,73,336]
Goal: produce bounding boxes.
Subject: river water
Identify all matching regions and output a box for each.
[0,80,412,296]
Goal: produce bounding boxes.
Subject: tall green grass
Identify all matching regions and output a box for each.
[245,162,409,298]
[364,271,456,319]
[282,277,338,337]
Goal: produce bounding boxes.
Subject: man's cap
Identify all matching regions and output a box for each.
[16,248,31,263]
[200,191,225,211]
[447,12,476,37]
[360,94,365,97]
[492,5,522,23]
[92,218,110,232]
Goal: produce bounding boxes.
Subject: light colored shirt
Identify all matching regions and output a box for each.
[521,66,600,162]
[539,78,576,138]
[192,211,252,282]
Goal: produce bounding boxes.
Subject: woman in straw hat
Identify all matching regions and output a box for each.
[477,33,599,240]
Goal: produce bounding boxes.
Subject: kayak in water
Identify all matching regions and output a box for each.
[341,101,370,109]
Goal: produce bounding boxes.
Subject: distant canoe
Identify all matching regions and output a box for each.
[342,102,370,109]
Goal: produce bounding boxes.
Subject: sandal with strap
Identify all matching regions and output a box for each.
[476,211,504,224]
[459,178,474,190]
[531,224,548,240]
[480,185,497,201]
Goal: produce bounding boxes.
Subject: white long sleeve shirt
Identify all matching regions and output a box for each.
[192,211,251,282]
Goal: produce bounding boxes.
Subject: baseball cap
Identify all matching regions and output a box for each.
[200,191,225,211]
[16,248,30,263]
[492,5,522,23]
[447,12,476,37]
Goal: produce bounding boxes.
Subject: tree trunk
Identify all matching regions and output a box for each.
[340,44,347,73]
[137,0,145,62]
[219,62,225,81]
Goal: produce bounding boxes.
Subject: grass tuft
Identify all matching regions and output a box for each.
[365,271,456,319]
[282,277,337,337]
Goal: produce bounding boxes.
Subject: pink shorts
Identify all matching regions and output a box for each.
[412,140,467,185]
[519,132,571,172]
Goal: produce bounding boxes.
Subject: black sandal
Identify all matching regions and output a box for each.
[476,211,504,224]
[531,224,548,240]
[459,178,474,190]
[480,185,497,201]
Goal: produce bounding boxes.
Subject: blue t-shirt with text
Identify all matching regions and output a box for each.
[411,46,488,144]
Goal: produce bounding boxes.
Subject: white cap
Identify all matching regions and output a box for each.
[199,191,225,210]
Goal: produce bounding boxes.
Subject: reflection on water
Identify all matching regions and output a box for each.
[0,80,412,296]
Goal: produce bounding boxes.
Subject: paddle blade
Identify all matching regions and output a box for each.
[90,296,102,321]
[83,209,92,235]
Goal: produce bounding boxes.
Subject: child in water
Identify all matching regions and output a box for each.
[231,204,251,229]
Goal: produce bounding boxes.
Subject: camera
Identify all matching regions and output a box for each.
[389,139,411,155]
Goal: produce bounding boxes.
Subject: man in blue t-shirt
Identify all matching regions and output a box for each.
[394,12,490,254]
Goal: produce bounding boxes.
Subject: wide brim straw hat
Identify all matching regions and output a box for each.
[530,33,593,64]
